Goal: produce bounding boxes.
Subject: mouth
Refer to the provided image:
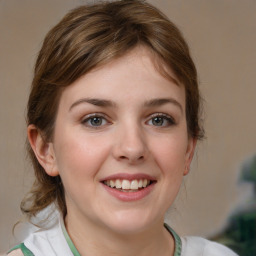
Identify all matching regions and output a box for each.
[100,173,157,201]
[102,179,156,192]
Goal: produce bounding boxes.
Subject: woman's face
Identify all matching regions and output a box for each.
[49,47,196,234]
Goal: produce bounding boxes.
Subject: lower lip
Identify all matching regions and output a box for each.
[102,183,156,202]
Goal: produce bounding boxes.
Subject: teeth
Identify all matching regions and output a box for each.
[122,180,130,189]
[116,179,122,189]
[110,180,115,188]
[130,180,139,190]
[143,179,148,188]
[104,179,151,190]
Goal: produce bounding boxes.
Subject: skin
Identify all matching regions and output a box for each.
[28,46,196,256]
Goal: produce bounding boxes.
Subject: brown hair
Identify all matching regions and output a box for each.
[22,0,204,220]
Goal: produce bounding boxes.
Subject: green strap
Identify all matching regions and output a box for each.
[8,243,34,256]
[164,223,182,256]
[61,221,81,256]
[61,220,181,256]
[9,224,181,256]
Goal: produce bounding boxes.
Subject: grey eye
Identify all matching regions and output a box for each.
[82,115,108,127]
[89,117,103,126]
[152,117,164,126]
[147,114,175,127]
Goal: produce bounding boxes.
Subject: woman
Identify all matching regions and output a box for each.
[8,0,238,255]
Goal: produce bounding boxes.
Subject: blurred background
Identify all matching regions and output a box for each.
[0,0,255,255]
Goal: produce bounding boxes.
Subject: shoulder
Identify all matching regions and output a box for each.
[6,221,60,256]
[10,218,73,256]
[181,236,239,256]
[7,243,33,256]
[7,249,24,256]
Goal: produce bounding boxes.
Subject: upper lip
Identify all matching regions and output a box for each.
[100,173,157,182]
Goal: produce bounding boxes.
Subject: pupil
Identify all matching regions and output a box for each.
[91,117,102,126]
[153,117,163,126]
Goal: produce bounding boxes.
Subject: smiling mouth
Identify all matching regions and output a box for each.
[102,179,156,192]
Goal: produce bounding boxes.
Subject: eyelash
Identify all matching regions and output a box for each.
[147,113,176,127]
[81,113,109,128]
[81,113,176,128]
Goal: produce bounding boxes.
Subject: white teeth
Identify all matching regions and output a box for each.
[116,179,122,189]
[104,179,151,190]
[130,180,139,190]
[122,180,130,189]
[110,180,115,188]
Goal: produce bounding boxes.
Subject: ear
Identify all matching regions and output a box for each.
[184,137,197,176]
[27,124,59,177]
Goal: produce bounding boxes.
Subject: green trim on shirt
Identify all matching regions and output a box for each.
[61,220,182,256]
[8,243,34,256]
[164,223,182,256]
[61,220,81,256]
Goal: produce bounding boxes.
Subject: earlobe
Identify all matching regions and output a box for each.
[27,124,59,177]
[184,138,197,176]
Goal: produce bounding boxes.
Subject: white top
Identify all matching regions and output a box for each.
[181,236,238,256]
[7,219,238,256]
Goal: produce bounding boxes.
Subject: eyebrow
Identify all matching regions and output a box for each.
[69,98,117,111]
[69,97,183,113]
[144,98,183,113]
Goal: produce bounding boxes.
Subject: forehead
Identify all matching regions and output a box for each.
[58,46,185,109]
[100,46,181,86]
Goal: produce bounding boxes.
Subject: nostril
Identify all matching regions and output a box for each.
[118,155,144,163]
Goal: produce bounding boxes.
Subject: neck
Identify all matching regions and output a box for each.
[65,214,175,256]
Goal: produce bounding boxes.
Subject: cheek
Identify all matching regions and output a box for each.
[53,132,110,182]
[150,136,188,212]
[151,135,188,175]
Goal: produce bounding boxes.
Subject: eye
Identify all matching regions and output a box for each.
[147,114,175,127]
[82,114,108,127]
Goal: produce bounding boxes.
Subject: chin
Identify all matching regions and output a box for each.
[102,208,160,235]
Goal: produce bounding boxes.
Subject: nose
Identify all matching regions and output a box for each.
[112,123,148,164]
